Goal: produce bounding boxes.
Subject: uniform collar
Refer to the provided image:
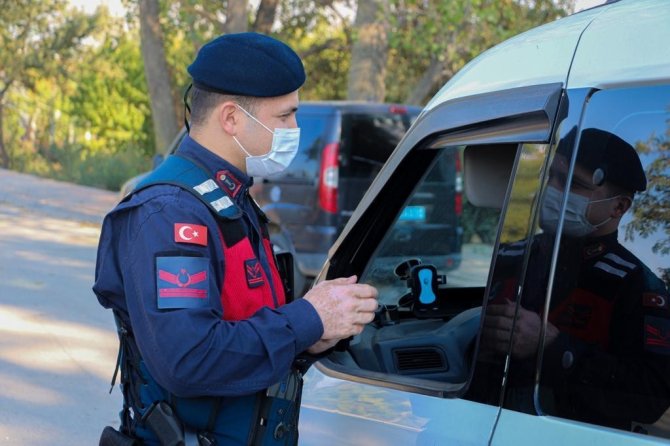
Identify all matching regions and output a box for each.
[582,230,618,260]
[176,134,253,201]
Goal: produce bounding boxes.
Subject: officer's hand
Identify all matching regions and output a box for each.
[483,301,559,359]
[303,275,378,342]
[306,339,339,354]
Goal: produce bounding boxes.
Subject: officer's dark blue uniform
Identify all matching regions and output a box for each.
[94,33,320,445]
[494,232,670,430]
[480,129,670,431]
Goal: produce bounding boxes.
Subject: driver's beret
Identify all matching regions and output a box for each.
[557,127,647,193]
[576,128,647,193]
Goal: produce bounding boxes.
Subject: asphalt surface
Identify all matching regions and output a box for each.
[0,168,122,445]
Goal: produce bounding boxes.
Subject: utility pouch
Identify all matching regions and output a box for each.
[99,426,137,446]
[252,369,303,445]
[143,401,185,446]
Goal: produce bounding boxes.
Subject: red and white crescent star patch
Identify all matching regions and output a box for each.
[643,292,669,310]
[174,223,208,246]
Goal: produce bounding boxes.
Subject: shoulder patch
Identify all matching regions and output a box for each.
[603,253,637,270]
[174,223,208,246]
[156,256,210,309]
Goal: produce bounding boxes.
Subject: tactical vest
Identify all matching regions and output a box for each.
[110,154,301,446]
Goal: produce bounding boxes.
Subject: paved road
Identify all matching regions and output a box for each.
[0,168,122,445]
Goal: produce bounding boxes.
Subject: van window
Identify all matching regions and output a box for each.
[533,85,670,438]
[282,113,334,181]
[339,111,418,213]
[465,142,549,407]
[334,143,520,395]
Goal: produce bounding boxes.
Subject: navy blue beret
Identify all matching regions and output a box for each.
[571,128,647,192]
[187,32,305,97]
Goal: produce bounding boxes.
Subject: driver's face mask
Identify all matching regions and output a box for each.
[233,105,300,178]
[540,185,619,237]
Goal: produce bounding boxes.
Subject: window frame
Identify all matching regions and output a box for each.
[312,84,565,397]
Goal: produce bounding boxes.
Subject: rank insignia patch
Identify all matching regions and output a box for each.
[216,170,242,197]
[174,223,208,246]
[245,258,264,288]
[644,315,670,355]
[156,256,210,309]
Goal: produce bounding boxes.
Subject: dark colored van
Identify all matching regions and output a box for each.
[251,101,461,292]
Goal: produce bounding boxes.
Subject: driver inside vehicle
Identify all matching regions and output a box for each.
[480,128,670,431]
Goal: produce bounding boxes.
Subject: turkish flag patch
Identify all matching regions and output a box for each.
[643,292,669,310]
[174,223,208,246]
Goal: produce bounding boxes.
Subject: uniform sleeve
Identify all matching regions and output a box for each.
[113,187,323,398]
[542,267,670,426]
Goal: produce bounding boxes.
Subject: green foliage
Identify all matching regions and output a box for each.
[70,28,154,156]
[626,122,670,257]
[2,0,575,190]
[284,18,351,100]
[385,0,574,104]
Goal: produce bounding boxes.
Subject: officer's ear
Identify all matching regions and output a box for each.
[613,194,633,218]
[218,101,242,136]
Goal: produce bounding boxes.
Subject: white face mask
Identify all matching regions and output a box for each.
[233,105,300,178]
[540,185,616,237]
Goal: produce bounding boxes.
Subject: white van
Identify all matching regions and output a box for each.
[298,1,670,444]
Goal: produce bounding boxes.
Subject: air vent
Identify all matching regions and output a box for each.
[393,348,448,374]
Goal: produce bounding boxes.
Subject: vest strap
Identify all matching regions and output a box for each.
[134,154,243,220]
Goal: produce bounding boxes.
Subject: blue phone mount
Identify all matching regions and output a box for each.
[394,259,447,318]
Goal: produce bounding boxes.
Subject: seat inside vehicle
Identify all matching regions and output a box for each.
[463,144,517,209]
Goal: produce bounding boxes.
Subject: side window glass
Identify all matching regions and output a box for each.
[466,143,550,408]
[535,85,670,438]
[337,144,519,396]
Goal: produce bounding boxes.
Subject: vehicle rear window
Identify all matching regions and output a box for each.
[341,112,417,178]
[281,113,335,181]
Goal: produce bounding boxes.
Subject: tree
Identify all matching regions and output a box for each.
[253,0,280,33]
[0,0,99,168]
[139,0,180,154]
[385,0,573,105]
[347,0,389,101]
[626,121,670,285]
[225,0,249,33]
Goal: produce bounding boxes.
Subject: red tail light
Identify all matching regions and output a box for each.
[454,153,463,216]
[319,142,339,213]
[389,105,408,114]
[454,193,463,216]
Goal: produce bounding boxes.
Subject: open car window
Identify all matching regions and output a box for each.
[325,143,527,396]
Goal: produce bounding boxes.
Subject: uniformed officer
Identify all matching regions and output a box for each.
[93,33,378,445]
[481,128,670,430]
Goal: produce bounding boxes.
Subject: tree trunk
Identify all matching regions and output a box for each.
[0,84,11,168]
[139,0,179,155]
[404,59,455,106]
[252,0,279,34]
[0,101,8,168]
[347,0,389,102]
[225,0,249,34]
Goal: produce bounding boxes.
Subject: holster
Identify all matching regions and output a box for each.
[143,401,186,446]
[99,426,137,446]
